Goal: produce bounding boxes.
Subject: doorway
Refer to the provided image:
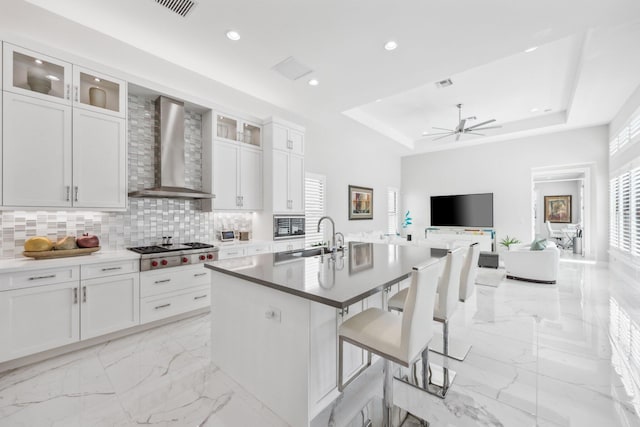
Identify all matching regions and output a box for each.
[531,165,592,258]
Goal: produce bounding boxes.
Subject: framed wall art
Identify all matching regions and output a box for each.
[348,185,373,220]
[544,195,571,223]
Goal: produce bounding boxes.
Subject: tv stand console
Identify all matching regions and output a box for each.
[425,227,496,252]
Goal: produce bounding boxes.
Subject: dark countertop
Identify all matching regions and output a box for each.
[205,242,446,308]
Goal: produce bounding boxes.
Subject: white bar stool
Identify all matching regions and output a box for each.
[387,248,464,395]
[338,258,442,427]
[428,242,479,360]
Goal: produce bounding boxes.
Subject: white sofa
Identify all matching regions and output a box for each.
[502,242,560,284]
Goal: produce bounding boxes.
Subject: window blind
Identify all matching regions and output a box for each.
[610,177,620,249]
[621,172,631,253]
[633,167,640,257]
[305,173,326,246]
[387,188,398,235]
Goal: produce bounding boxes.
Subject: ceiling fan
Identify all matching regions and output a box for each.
[430,104,501,141]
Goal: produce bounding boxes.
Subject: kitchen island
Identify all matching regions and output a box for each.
[205,243,444,427]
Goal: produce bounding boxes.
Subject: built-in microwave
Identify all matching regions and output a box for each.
[273,215,305,240]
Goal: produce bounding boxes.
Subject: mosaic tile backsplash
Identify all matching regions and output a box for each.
[0,95,251,258]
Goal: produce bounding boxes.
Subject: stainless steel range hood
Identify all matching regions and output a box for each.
[128,96,214,200]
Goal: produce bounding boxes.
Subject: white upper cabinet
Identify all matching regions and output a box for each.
[272,123,304,156]
[265,119,306,214]
[212,140,262,211]
[3,43,72,105]
[215,113,262,147]
[73,66,126,118]
[2,92,73,207]
[72,108,127,208]
[2,42,127,210]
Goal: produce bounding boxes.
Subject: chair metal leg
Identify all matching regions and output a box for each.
[429,320,472,361]
[383,359,393,427]
[338,337,373,392]
[421,347,429,389]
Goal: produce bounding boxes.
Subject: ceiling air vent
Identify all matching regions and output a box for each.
[272,57,313,81]
[435,78,453,88]
[155,0,197,17]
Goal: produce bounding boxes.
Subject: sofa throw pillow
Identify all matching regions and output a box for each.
[530,238,548,251]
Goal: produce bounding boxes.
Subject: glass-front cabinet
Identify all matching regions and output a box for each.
[74,66,126,118]
[215,113,261,147]
[3,43,126,118]
[3,43,72,104]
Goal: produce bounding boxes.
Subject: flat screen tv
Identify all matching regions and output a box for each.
[430,193,493,228]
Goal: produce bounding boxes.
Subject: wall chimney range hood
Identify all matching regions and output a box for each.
[128,96,214,200]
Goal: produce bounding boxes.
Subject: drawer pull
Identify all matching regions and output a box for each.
[227,251,238,255]
[73,288,78,304]
[101,267,123,272]
[154,279,171,284]
[194,294,208,300]
[154,303,171,310]
[29,274,56,281]
[82,286,87,303]
[194,272,207,277]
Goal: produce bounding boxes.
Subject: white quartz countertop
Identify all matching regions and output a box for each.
[0,250,140,274]
[206,243,447,308]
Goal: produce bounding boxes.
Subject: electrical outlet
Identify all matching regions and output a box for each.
[265,306,281,323]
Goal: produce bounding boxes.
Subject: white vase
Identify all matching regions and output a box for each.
[27,67,51,94]
[89,87,107,108]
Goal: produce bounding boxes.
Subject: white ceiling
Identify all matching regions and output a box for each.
[21,0,640,154]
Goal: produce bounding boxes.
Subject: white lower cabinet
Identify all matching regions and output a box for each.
[139,266,211,324]
[0,259,140,363]
[273,240,305,253]
[80,273,139,340]
[0,281,80,362]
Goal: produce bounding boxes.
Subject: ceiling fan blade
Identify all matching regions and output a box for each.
[467,125,502,132]
[432,127,454,132]
[465,119,496,131]
[432,133,455,141]
[428,131,457,135]
[465,132,485,136]
[455,133,461,142]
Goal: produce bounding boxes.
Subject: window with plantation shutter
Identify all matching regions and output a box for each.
[610,177,620,249]
[621,172,631,253]
[619,127,630,150]
[633,167,640,257]
[388,187,398,235]
[631,113,640,144]
[610,137,619,156]
[305,173,326,246]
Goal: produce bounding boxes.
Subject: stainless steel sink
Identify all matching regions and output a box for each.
[291,247,327,257]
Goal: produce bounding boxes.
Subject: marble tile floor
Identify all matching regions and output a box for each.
[1,261,640,427]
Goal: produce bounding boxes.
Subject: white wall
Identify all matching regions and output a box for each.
[534,180,582,237]
[401,126,609,261]
[0,1,403,241]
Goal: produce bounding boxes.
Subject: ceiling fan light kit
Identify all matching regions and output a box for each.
[431,103,501,141]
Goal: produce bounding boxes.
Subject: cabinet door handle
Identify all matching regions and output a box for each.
[28,274,56,281]
[287,139,293,149]
[82,286,87,303]
[227,251,238,256]
[101,267,122,272]
[74,186,79,202]
[74,86,79,102]
[154,303,171,310]
[66,84,70,100]
[65,186,70,202]
[73,287,78,304]
[194,294,208,300]
[154,279,171,284]
[194,272,207,277]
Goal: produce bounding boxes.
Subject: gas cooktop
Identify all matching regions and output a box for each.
[128,242,215,255]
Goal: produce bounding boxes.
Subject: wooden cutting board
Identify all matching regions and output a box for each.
[23,246,100,259]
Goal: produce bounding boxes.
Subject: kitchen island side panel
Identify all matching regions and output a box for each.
[210,270,311,427]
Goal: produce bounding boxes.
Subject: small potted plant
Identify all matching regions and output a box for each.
[499,235,521,251]
[402,211,413,240]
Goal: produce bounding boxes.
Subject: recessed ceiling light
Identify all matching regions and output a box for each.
[34,59,43,64]
[308,78,319,86]
[524,46,538,53]
[422,131,429,136]
[94,78,101,82]
[384,41,398,51]
[226,30,241,41]
[530,108,539,113]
